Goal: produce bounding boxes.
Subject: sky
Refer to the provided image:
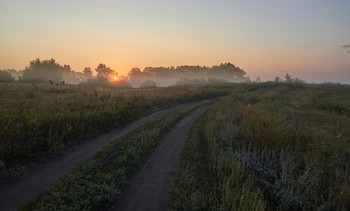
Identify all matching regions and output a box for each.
[0,0,349,83]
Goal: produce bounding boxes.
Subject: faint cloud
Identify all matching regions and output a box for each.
[340,44,350,53]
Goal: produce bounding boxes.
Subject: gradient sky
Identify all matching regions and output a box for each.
[1,0,349,83]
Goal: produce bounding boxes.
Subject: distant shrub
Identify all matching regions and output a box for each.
[0,71,15,82]
[207,77,228,84]
[139,80,157,88]
[113,80,132,88]
[175,78,206,86]
[175,77,228,86]
[80,79,132,88]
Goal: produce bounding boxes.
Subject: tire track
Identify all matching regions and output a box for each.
[0,102,196,211]
[113,105,210,211]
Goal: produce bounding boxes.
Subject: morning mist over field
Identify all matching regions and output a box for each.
[0,0,349,83]
[1,1,350,210]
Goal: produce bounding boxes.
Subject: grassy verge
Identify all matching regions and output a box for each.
[170,106,266,210]
[21,101,209,210]
[169,117,211,210]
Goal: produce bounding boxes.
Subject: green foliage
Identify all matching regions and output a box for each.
[0,71,15,83]
[21,103,207,210]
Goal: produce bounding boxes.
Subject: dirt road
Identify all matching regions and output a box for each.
[0,103,196,211]
[113,105,210,211]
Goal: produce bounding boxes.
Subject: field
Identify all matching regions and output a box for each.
[0,83,228,184]
[22,102,209,210]
[1,82,349,210]
[170,82,350,210]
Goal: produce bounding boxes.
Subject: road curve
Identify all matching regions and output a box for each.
[112,105,210,211]
[0,102,196,211]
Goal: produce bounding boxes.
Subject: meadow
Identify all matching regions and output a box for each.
[170,82,350,210]
[0,83,228,184]
[1,81,349,210]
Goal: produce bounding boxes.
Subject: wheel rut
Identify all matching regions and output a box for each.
[0,102,196,211]
[112,105,210,211]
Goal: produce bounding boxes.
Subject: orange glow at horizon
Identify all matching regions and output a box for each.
[0,1,349,83]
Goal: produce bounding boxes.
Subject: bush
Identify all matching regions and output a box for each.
[0,71,15,82]
[113,80,132,88]
[80,79,132,88]
[139,80,157,88]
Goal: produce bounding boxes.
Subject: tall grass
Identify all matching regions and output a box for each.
[170,106,266,210]
[171,82,350,210]
[212,83,350,209]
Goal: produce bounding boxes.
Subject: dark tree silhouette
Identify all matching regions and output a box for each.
[21,58,62,82]
[61,64,83,84]
[273,76,282,83]
[62,64,71,73]
[285,73,292,83]
[83,67,93,79]
[128,68,142,79]
[0,70,15,82]
[139,80,157,88]
[127,62,248,86]
[95,63,117,82]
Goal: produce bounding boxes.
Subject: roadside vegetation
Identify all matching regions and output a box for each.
[171,82,350,210]
[0,83,228,185]
[170,112,266,210]
[21,102,209,210]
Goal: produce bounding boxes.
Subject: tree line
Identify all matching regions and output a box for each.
[0,58,253,87]
[1,58,307,86]
[128,63,249,86]
[0,58,119,85]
